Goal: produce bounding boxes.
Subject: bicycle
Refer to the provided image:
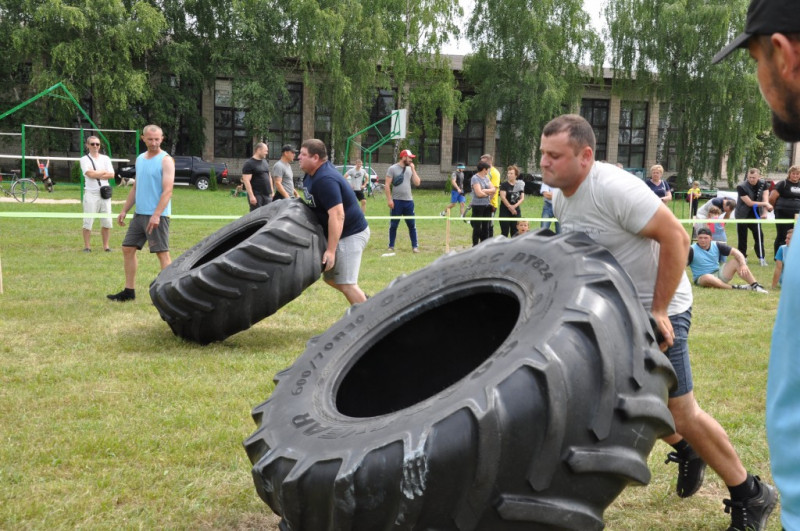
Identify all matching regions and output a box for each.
[0,170,39,203]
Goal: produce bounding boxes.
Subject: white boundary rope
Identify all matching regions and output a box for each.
[23,124,137,133]
[0,154,129,162]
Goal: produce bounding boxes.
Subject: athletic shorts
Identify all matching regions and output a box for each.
[353,190,365,201]
[323,227,370,285]
[82,190,113,230]
[450,190,467,204]
[665,308,694,398]
[121,214,170,253]
[693,268,731,285]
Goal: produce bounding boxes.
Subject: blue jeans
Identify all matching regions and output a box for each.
[665,308,694,398]
[541,200,560,233]
[389,199,418,249]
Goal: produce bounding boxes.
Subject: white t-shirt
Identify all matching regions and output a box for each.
[552,161,692,316]
[80,154,114,192]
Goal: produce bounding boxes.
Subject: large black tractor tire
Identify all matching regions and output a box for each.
[149,199,325,344]
[244,230,677,530]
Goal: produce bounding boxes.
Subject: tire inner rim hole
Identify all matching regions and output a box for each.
[191,220,269,269]
[336,291,520,418]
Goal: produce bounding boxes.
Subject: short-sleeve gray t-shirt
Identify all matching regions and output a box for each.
[272,159,295,195]
[345,168,367,191]
[552,161,692,316]
[387,163,413,201]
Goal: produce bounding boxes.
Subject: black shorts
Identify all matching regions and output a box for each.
[353,190,365,201]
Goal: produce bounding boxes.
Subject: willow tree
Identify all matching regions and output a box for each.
[378,0,464,160]
[606,0,783,186]
[463,0,604,170]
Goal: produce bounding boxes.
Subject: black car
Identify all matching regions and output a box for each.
[117,155,228,190]
[520,173,543,196]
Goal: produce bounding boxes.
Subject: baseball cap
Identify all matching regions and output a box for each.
[399,149,416,159]
[456,162,466,169]
[712,0,799,64]
[697,227,712,236]
[281,144,295,153]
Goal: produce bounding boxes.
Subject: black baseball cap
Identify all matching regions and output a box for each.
[281,144,295,153]
[697,227,713,236]
[712,0,800,64]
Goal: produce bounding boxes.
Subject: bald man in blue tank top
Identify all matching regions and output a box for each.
[107,124,175,302]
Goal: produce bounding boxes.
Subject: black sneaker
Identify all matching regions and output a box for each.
[107,289,135,302]
[665,449,706,498]
[723,476,778,531]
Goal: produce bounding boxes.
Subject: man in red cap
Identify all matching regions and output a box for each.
[384,149,421,253]
[714,0,800,528]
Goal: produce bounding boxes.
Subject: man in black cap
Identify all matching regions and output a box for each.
[714,1,798,528]
[272,144,298,200]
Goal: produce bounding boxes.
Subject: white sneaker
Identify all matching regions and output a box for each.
[759,258,768,266]
[439,210,446,217]
[751,283,769,294]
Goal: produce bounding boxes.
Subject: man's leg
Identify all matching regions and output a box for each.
[697,273,733,289]
[101,227,110,251]
[123,246,138,289]
[404,200,418,249]
[737,222,749,257]
[669,392,747,486]
[156,251,172,270]
[325,279,367,304]
[82,228,92,250]
[388,203,401,249]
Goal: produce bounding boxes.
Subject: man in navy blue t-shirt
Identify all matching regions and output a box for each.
[300,139,370,304]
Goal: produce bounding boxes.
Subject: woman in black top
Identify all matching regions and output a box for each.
[769,165,800,258]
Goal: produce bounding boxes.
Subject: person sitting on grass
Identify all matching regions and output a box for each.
[688,228,768,293]
[773,229,793,290]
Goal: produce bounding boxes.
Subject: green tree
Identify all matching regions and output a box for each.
[10,0,165,126]
[463,0,604,170]
[606,0,780,186]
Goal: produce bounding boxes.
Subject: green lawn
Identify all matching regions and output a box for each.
[0,187,783,529]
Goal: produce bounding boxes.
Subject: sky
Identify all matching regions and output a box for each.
[442,0,608,55]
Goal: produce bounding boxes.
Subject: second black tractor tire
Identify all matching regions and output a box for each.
[150,199,326,344]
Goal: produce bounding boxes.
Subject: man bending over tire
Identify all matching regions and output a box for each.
[543,113,776,531]
[299,139,370,304]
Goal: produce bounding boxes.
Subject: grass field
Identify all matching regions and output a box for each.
[0,185,784,529]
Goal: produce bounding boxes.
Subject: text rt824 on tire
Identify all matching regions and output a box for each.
[244,230,677,530]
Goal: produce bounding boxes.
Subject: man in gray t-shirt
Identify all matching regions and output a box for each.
[384,149,421,252]
[272,144,297,200]
[345,159,368,213]
[544,113,772,528]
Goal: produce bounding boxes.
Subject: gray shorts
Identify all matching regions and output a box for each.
[121,214,170,253]
[323,227,370,285]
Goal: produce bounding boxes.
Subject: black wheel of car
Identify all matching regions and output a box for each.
[244,231,677,530]
[195,175,210,190]
[149,199,325,344]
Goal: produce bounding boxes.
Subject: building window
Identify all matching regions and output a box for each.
[618,102,648,169]
[365,90,396,164]
[778,142,794,172]
[452,103,484,166]
[214,79,250,158]
[314,92,332,154]
[657,115,679,172]
[268,82,303,156]
[580,99,609,162]
[408,109,441,165]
